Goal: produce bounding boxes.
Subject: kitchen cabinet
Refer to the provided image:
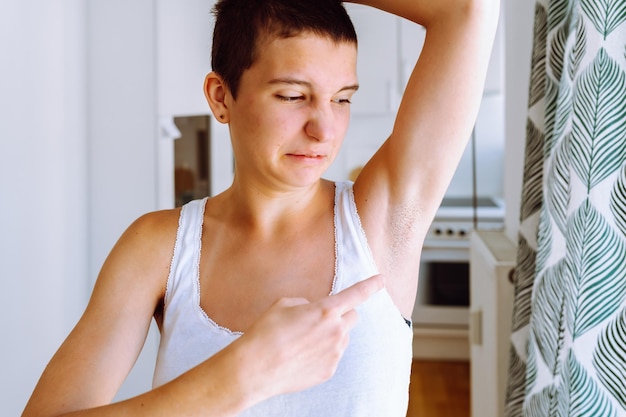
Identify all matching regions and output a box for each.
[484,14,504,95]
[345,4,402,115]
[398,17,426,93]
[346,6,503,116]
[469,230,516,417]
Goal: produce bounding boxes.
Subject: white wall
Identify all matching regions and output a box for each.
[87,0,161,402]
[0,1,164,414]
[87,0,159,281]
[0,1,89,415]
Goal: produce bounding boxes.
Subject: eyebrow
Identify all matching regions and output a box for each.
[268,78,359,93]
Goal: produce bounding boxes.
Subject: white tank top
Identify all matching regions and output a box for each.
[153,181,413,416]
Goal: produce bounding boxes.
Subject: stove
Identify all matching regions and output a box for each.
[425,196,505,246]
[412,195,504,332]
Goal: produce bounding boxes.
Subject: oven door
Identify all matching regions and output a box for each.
[412,243,470,328]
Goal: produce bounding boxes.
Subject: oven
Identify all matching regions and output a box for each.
[411,197,504,329]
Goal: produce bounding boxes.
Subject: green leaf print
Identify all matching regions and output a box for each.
[580,0,626,39]
[524,381,569,417]
[593,307,626,411]
[544,77,562,157]
[507,0,626,415]
[532,260,567,372]
[610,165,626,239]
[547,0,570,33]
[568,15,587,81]
[569,349,617,416]
[550,24,569,81]
[506,346,528,409]
[570,48,626,190]
[530,3,549,108]
[536,205,554,275]
[526,334,539,395]
[566,199,626,339]
[521,119,546,221]
[552,78,574,155]
[524,384,553,417]
[546,133,572,235]
[512,236,538,333]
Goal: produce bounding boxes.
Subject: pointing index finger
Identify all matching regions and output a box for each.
[327,274,385,315]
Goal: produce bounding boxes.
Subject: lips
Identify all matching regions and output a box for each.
[286,152,326,159]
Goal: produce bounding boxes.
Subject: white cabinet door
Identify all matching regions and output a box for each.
[469,231,516,417]
[345,4,399,115]
[484,14,504,96]
[398,18,426,93]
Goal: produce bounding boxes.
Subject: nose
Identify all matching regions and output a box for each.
[304,104,336,142]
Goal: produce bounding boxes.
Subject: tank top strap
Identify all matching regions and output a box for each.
[333,181,379,293]
[164,197,208,309]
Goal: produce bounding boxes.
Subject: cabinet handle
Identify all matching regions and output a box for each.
[469,309,482,346]
[507,267,516,284]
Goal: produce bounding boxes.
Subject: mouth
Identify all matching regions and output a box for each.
[286,153,326,160]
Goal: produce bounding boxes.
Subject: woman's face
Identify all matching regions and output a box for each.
[224,32,358,190]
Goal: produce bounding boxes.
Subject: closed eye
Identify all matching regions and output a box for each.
[333,98,352,105]
[276,95,305,103]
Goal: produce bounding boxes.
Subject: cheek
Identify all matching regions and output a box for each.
[230,109,275,145]
[337,111,351,139]
[247,100,294,132]
[269,109,308,140]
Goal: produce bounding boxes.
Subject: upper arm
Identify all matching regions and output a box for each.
[351,0,500,311]
[23,209,179,416]
[355,0,500,216]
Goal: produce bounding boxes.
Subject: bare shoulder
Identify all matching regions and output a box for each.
[98,207,182,298]
[83,206,184,323]
[120,207,182,254]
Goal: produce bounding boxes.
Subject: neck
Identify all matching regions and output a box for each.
[210,178,334,237]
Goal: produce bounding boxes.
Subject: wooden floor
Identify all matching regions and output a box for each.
[406,360,470,417]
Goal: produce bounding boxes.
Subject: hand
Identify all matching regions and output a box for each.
[236,274,384,401]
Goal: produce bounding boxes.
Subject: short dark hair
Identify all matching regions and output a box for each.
[211,0,357,99]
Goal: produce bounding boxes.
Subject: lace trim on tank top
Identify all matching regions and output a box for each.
[162,200,206,309]
[192,197,242,336]
[191,185,339,335]
[347,182,377,274]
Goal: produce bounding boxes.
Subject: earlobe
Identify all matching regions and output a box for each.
[204,72,230,124]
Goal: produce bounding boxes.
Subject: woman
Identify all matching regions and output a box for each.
[23,0,498,415]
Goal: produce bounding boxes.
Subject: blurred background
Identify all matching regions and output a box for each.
[0,1,533,415]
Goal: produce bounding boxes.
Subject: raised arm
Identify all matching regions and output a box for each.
[350,0,500,315]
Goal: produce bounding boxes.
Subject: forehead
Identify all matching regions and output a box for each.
[247,32,358,88]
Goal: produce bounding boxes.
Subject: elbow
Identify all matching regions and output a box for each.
[421,0,500,37]
[465,0,501,25]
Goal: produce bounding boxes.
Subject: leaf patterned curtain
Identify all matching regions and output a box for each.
[504,0,626,415]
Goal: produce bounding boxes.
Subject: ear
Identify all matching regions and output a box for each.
[204,71,231,124]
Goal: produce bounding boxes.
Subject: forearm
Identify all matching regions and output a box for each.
[23,341,258,417]
[346,0,499,28]
[348,0,500,178]
[24,276,383,417]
